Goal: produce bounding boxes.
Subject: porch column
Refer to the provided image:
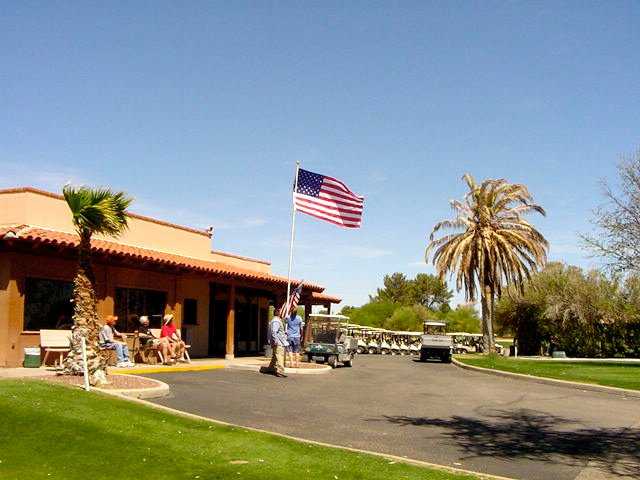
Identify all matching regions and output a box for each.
[303,302,312,345]
[225,283,236,360]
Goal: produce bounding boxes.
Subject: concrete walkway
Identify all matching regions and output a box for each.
[0,355,328,378]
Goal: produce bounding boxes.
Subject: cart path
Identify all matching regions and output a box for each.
[145,356,640,480]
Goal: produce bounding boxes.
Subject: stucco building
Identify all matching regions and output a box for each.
[0,187,340,367]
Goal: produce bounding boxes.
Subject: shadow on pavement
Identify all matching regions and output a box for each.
[375,408,640,478]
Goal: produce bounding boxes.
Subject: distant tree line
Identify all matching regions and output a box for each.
[495,262,640,357]
[341,272,481,333]
[497,150,640,357]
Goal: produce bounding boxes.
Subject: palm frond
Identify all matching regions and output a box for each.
[63,185,133,238]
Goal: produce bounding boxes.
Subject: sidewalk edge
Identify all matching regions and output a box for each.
[452,358,640,399]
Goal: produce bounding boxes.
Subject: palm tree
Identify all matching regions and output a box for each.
[62,186,132,384]
[426,174,548,352]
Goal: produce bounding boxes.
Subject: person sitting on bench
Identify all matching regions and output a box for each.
[99,315,134,367]
[138,316,172,365]
[161,314,186,362]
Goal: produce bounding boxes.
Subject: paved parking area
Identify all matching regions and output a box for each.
[146,356,640,480]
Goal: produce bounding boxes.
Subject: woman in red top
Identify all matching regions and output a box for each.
[161,314,186,362]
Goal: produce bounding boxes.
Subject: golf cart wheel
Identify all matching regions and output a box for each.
[343,358,353,367]
[357,347,365,354]
[328,356,338,368]
[302,354,310,363]
[368,348,376,354]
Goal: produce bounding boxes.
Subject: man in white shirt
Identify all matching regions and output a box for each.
[265,308,288,377]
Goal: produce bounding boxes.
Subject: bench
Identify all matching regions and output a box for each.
[40,329,71,367]
[133,328,191,364]
[133,328,165,365]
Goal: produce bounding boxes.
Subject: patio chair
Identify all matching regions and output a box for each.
[132,330,165,365]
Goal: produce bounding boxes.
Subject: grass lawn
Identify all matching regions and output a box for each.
[456,354,640,391]
[0,380,477,480]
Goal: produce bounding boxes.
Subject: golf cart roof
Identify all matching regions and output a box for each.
[309,314,350,320]
[423,321,446,327]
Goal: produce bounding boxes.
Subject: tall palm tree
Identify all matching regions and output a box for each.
[426,174,548,352]
[62,186,132,384]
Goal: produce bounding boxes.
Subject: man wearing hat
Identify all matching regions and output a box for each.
[160,314,186,362]
[139,316,172,365]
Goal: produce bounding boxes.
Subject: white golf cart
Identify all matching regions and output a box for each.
[420,321,453,363]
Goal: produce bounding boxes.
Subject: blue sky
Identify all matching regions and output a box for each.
[1,2,639,307]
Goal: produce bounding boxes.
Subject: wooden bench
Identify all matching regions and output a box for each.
[40,329,71,367]
[133,328,191,364]
[133,329,165,365]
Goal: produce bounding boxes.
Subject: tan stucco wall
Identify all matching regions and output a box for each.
[0,252,187,367]
[0,189,271,272]
[177,277,210,357]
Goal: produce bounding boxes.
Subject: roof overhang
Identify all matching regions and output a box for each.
[0,225,325,292]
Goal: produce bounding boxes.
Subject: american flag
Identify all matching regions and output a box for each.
[293,168,364,228]
[280,282,303,318]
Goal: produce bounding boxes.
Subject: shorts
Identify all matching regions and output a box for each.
[287,337,301,353]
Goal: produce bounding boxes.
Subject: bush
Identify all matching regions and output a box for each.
[495,262,640,357]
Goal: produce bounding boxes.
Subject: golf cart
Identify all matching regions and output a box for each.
[420,321,453,363]
[303,314,357,368]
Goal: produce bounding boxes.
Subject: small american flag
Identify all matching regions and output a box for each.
[280,282,303,318]
[294,168,364,228]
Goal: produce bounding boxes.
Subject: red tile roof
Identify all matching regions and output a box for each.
[0,225,324,292]
[311,292,342,304]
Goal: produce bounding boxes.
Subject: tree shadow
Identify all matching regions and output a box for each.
[376,409,640,477]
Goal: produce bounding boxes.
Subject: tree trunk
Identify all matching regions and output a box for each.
[480,284,496,353]
[63,232,107,385]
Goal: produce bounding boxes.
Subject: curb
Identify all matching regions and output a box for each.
[227,362,332,375]
[452,358,640,399]
[105,392,513,480]
[111,364,225,375]
[96,374,170,399]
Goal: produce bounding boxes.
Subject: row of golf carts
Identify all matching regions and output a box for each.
[303,314,500,368]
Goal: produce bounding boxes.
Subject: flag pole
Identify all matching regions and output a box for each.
[285,161,301,317]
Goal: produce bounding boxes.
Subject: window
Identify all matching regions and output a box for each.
[114,288,167,332]
[24,278,74,331]
[183,298,198,325]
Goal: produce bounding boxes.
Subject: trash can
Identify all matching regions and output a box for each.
[23,347,41,368]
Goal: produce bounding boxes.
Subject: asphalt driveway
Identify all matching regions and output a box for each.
[146,356,640,480]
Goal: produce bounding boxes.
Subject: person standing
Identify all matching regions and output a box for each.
[266,308,288,377]
[286,310,305,368]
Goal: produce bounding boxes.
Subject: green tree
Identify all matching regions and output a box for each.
[408,273,453,310]
[384,306,422,331]
[346,301,397,328]
[427,174,548,352]
[437,305,481,333]
[62,186,132,385]
[371,273,411,304]
[495,262,640,357]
